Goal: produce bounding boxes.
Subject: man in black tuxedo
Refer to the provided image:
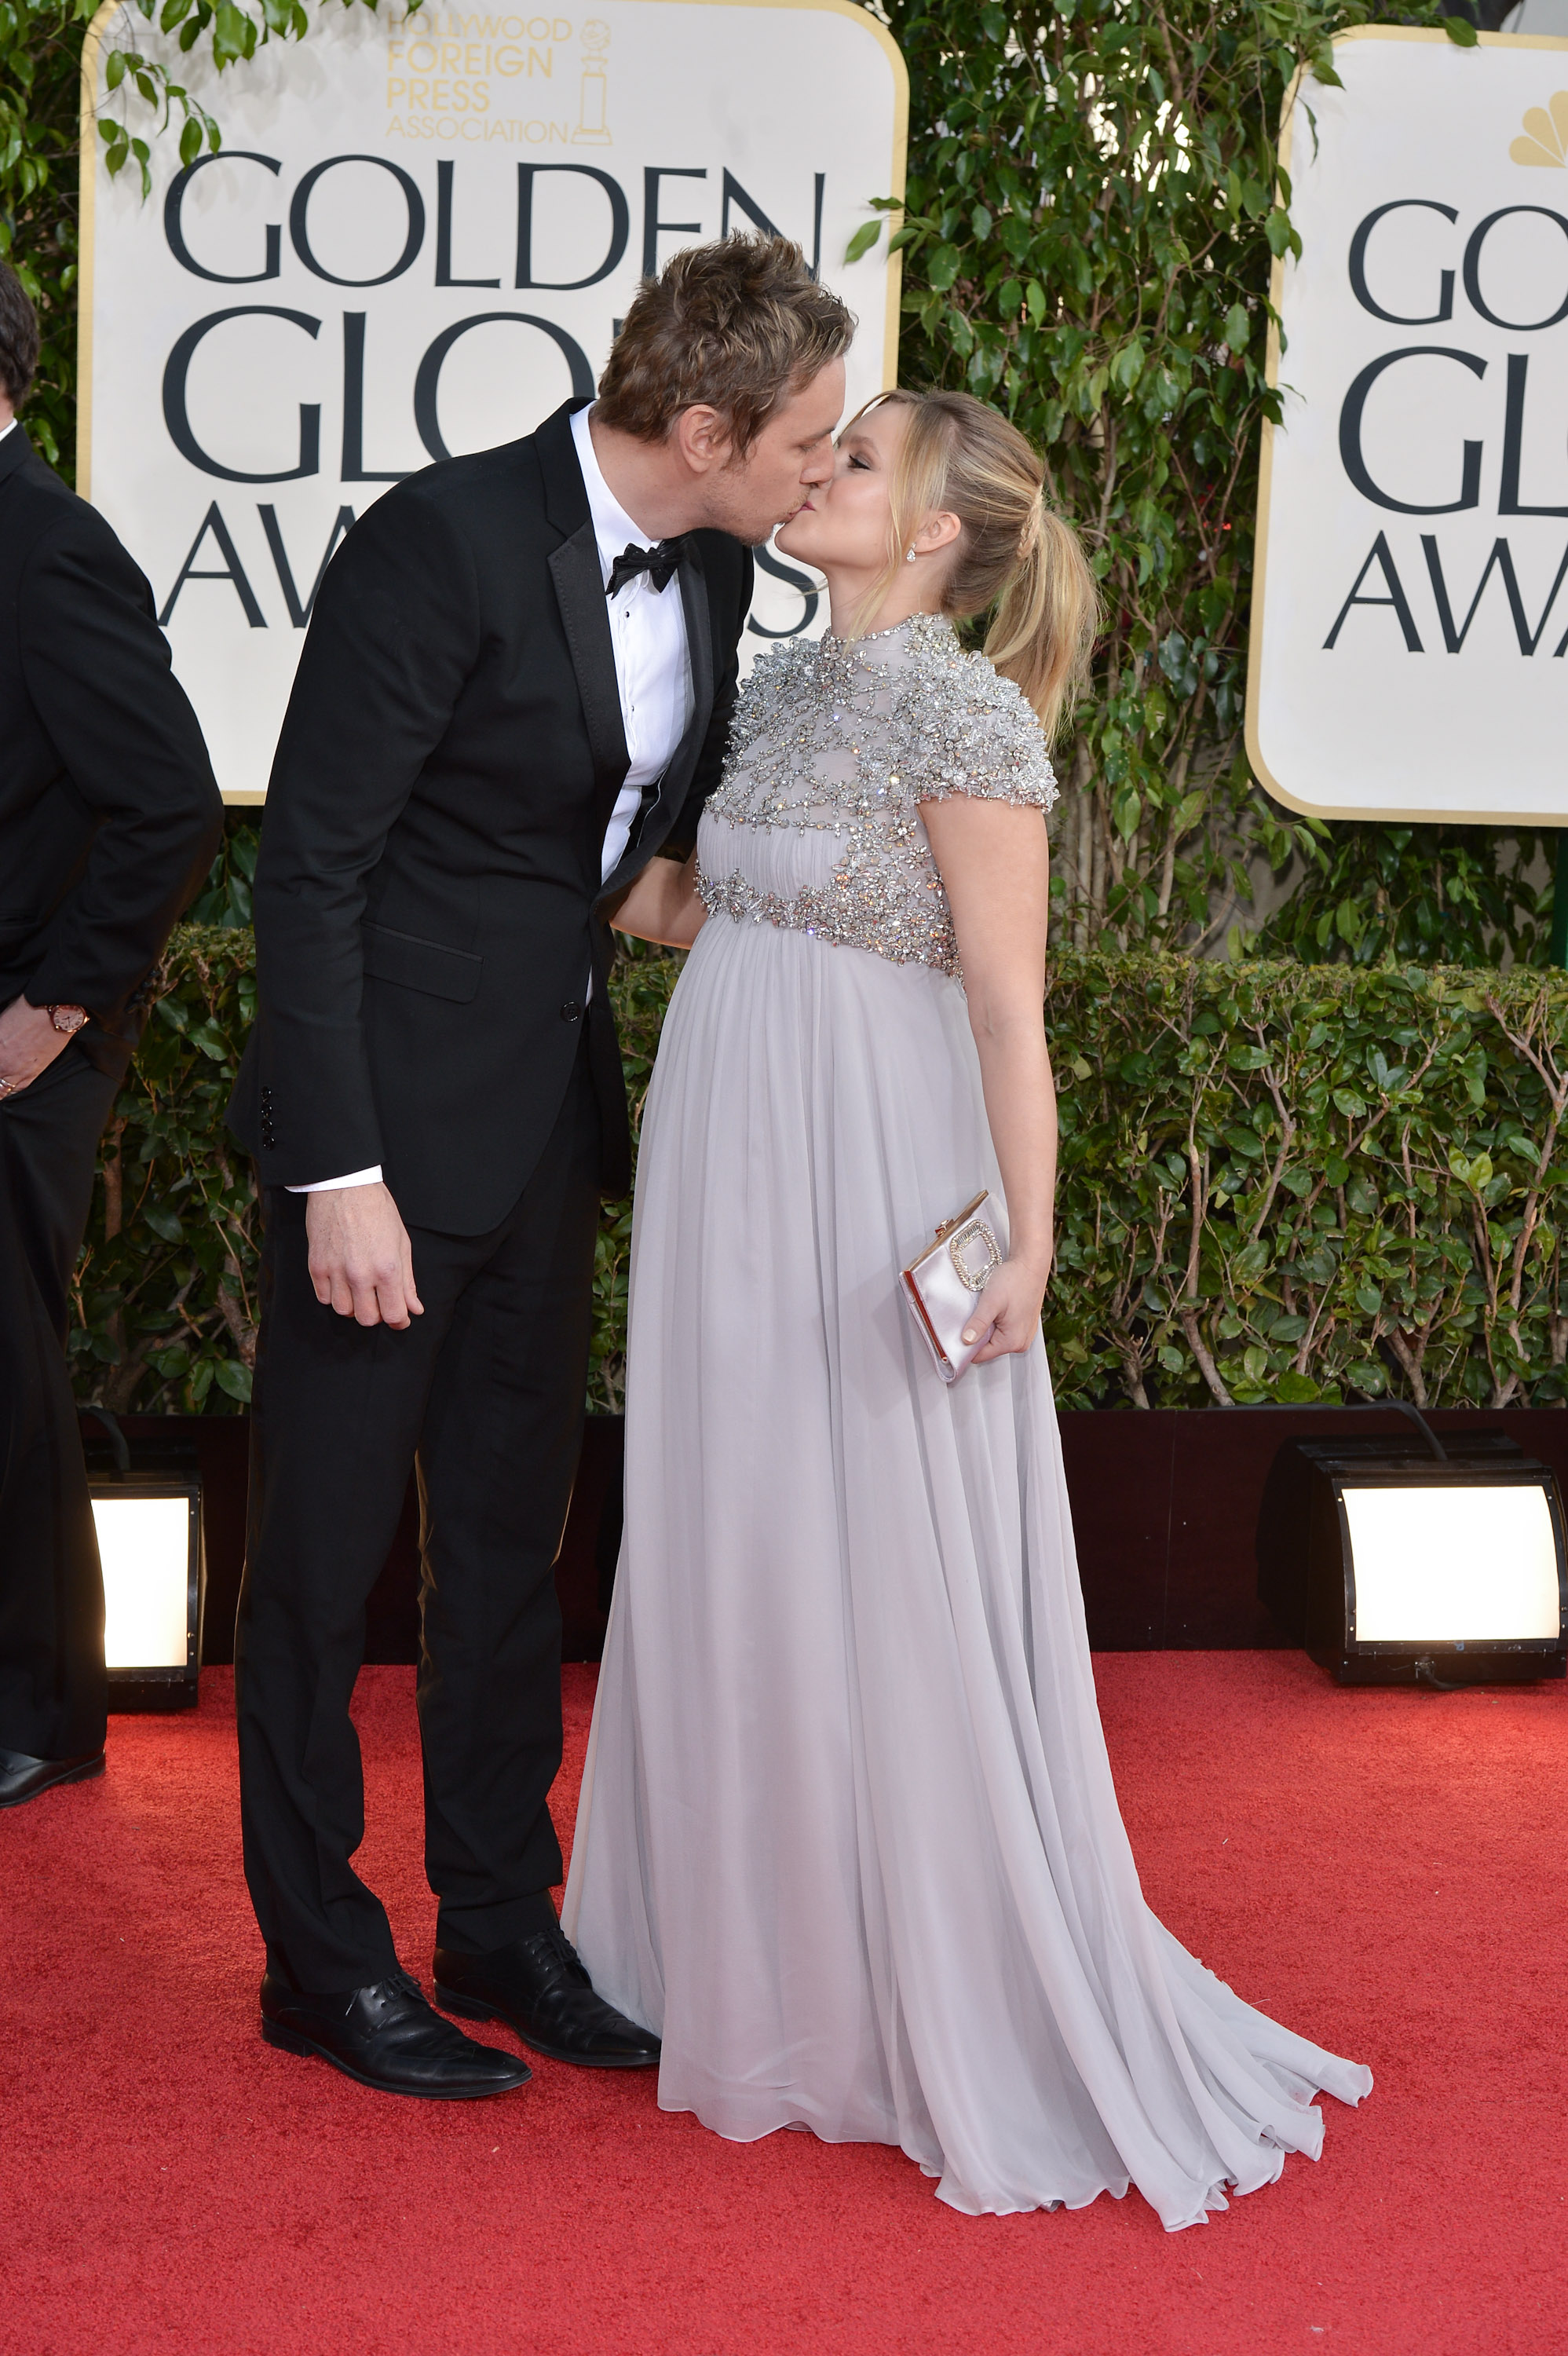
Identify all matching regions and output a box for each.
[229,235,852,2100]
[0,262,222,1809]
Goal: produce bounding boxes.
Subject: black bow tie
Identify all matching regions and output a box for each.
[606,539,686,598]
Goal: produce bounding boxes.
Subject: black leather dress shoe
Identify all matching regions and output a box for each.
[260,1969,532,2099]
[0,1749,105,1809]
[434,1925,661,2069]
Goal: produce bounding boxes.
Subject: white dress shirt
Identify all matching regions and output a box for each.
[291,403,694,1194]
[0,418,15,443]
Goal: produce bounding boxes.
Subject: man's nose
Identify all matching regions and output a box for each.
[801,445,834,484]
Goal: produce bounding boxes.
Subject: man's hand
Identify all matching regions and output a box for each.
[305,1183,424,1329]
[0,997,75,1101]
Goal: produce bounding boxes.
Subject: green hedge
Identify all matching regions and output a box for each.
[70,931,1568,1418]
[1043,955,1568,1412]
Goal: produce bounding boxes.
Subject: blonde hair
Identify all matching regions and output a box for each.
[850,389,1099,740]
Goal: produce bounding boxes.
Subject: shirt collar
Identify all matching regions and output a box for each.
[570,403,656,581]
[0,419,16,444]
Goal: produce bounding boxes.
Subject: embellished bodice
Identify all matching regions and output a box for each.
[694,612,1058,979]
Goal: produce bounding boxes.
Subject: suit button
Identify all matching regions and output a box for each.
[560,1001,583,1023]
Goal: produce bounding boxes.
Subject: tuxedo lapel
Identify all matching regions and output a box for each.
[676,541,714,749]
[548,525,631,837]
[652,540,715,829]
[538,404,630,836]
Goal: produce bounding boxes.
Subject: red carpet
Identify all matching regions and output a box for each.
[2,1654,1565,2355]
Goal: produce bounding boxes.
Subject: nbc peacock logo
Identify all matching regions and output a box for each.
[1510,93,1568,167]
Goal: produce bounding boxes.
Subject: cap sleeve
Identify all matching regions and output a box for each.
[907,656,1059,813]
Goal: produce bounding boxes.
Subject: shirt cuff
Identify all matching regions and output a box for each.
[284,1166,384,1194]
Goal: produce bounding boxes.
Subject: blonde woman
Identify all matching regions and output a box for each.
[563,390,1370,2225]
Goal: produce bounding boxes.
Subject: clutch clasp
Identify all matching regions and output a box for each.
[948,1218,1001,1293]
[931,1191,991,1248]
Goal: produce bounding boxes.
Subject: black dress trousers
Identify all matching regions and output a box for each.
[0,1044,121,1761]
[233,1043,602,1994]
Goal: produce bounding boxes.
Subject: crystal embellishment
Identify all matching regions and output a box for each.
[695,613,1058,979]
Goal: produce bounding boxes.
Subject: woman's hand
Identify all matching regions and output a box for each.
[963,1249,1053,1363]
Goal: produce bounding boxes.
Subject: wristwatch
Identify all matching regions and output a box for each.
[46,1004,88,1035]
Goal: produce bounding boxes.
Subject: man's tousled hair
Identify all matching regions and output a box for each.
[596,233,853,454]
[0,261,40,410]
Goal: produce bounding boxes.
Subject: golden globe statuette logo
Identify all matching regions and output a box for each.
[574,20,611,146]
[1511,92,1568,166]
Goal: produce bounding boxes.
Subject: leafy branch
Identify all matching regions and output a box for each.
[91,0,356,192]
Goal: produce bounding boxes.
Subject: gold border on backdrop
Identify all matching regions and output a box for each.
[1245,26,1568,829]
[75,0,908,510]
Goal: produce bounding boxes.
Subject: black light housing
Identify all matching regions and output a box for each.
[1258,1422,1567,1688]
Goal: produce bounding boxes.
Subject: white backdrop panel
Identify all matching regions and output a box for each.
[1248,27,1568,823]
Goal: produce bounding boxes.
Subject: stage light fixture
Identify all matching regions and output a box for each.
[84,1421,203,1710]
[1258,1423,1567,1688]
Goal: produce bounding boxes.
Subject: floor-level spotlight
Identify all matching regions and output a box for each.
[1258,1415,1566,1688]
[84,1417,203,1711]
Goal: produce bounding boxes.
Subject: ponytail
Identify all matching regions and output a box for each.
[985,501,1098,741]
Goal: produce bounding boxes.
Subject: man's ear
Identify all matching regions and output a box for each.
[671,404,733,477]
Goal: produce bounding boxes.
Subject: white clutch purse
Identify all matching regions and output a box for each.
[901,1191,1003,1385]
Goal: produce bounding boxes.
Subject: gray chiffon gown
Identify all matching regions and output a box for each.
[562,613,1371,2226]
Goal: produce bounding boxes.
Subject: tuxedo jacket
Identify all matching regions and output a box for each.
[0,427,222,1076]
[228,400,754,1233]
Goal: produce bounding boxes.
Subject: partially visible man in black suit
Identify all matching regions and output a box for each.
[0,261,223,1809]
[228,234,853,2102]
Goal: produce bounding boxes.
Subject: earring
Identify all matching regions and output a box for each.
[905,548,918,565]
